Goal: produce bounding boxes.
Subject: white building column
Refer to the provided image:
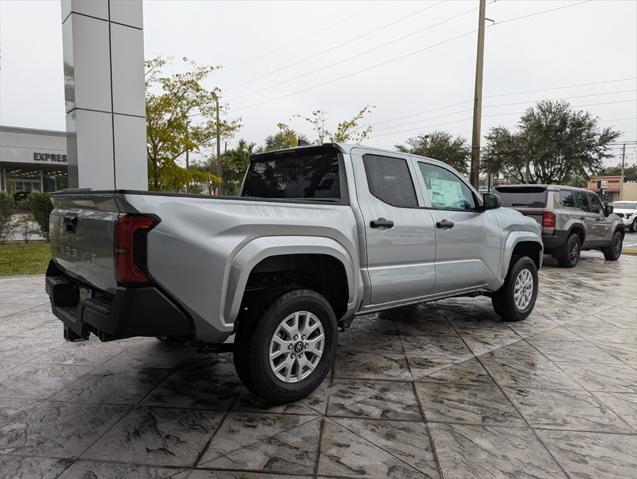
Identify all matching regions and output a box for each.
[61,0,147,190]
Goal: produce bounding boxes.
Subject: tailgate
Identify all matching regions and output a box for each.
[50,193,121,294]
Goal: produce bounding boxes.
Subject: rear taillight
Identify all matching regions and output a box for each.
[542,212,556,228]
[115,214,159,285]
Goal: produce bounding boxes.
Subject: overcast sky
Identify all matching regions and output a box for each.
[1,0,636,165]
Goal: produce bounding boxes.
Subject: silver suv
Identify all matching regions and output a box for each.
[494,185,625,267]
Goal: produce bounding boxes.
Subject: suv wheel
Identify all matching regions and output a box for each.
[492,256,538,322]
[632,219,637,233]
[556,233,581,268]
[233,289,337,404]
[602,231,623,261]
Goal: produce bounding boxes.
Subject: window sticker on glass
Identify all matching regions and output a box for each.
[429,178,465,208]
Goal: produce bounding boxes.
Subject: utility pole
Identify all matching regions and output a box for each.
[470,0,487,189]
[215,97,221,178]
[185,119,190,193]
[620,142,626,200]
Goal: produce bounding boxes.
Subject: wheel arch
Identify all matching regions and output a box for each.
[224,236,358,329]
[497,233,544,288]
[567,223,586,244]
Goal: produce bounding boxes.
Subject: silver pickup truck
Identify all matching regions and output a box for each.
[46,144,542,403]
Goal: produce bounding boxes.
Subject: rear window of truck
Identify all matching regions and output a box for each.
[241,152,341,201]
[494,186,547,208]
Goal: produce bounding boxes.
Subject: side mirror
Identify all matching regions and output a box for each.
[604,205,613,216]
[482,193,501,211]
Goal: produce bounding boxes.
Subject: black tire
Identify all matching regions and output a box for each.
[233,289,337,404]
[491,256,538,322]
[556,233,581,268]
[602,230,623,261]
[631,220,637,233]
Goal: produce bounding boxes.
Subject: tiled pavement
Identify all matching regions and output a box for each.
[0,251,636,479]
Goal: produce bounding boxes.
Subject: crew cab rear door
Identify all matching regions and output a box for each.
[350,148,436,305]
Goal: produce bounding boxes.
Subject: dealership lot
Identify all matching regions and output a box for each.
[0,250,636,478]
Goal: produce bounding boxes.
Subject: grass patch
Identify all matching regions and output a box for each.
[0,242,51,276]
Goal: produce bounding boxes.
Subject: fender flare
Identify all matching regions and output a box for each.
[496,232,544,287]
[566,224,586,243]
[222,236,358,328]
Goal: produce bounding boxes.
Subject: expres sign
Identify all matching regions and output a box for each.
[33,152,67,163]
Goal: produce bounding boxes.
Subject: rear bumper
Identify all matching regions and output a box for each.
[45,260,193,341]
[542,230,569,253]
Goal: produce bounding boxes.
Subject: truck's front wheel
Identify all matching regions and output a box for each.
[234,289,337,404]
[491,256,538,322]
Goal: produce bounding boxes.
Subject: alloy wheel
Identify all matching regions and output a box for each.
[513,268,534,311]
[269,311,325,383]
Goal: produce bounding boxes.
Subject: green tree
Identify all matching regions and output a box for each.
[596,164,637,182]
[396,131,470,175]
[294,106,375,144]
[219,139,255,195]
[263,123,308,151]
[29,192,53,240]
[145,56,240,191]
[482,100,621,184]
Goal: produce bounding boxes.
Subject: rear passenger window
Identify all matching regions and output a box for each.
[574,191,590,212]
[559,190,575,208]
[589,194,604,214]
[363,154,418,208]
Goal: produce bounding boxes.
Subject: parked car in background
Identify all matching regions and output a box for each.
[494,185,625,267]
[612,200,637,232]
[46,144,543,403]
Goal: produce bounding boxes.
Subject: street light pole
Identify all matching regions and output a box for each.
[470,0,487,189]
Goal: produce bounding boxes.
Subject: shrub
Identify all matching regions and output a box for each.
[29,192,54,241]
[0,193,16,243]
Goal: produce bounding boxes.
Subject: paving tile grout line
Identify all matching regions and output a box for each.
[397,317,445,479]
[447,319,573,479]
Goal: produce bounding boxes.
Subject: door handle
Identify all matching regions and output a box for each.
[370,218,394,229]
[436,219,455,229]
[579,217,586,221]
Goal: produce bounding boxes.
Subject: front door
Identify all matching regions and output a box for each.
[350,149,437,306]
[415,161,501,293]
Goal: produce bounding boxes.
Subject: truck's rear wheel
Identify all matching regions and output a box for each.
[492,256,538,322]
[234,289,337,404]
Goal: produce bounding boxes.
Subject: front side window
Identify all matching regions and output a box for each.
[589,193,604,214]
[574,191,590,212]
[363,154,418,208]
[559,190,575,208]
[418,162,476,210]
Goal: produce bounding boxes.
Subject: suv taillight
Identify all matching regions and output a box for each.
[115,214,159,285]
[542,212,556,228]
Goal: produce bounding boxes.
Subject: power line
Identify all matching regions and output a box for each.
[233,29,477,113]
[494,0,593,26]
[371,98,637,139]
[373,77,637,127]
[224,3,382,75]
[372,89,637,133]
[226,1,445,92]
[230,0,605,113]
[228,3,476,101]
